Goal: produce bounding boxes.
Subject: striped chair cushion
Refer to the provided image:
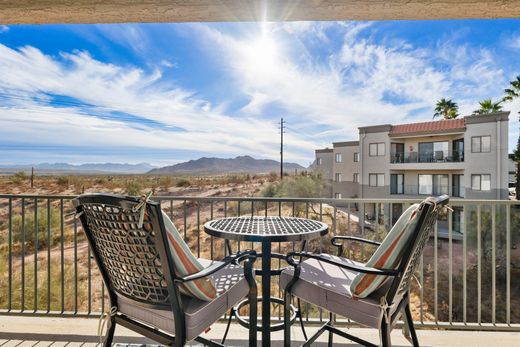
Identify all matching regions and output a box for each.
[350,203,421,298]
[162,211,217,301]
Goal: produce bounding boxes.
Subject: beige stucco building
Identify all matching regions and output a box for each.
[315,112,510,233]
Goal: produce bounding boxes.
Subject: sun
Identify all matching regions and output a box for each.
[242,34,279,73]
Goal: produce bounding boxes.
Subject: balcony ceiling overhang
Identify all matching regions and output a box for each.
[1,0,520,24]
[389,130,466,139]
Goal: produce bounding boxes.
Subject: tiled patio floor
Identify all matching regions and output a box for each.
[1,316,519,346]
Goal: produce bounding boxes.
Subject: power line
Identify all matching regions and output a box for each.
[279,117,285,180]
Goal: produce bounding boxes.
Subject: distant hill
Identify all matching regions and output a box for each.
[148,156,306,174]
[0,162,156,174]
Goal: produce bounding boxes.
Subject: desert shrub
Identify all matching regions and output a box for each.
[9,206,62,251]
[276,174,328,198]
[158,176,173,188]
[176,178,191,187]
[56,176,69,187]
[11,171,28,184]
[267,171,279,182]
[126,181,142,196]
[260,183,280,197]
[94,178,106,185]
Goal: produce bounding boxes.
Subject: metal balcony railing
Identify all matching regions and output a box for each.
[0,194,518,331]
[390,184,454,196]
[390,150,464,163]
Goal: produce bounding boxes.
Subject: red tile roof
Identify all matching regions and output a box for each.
[389,119,465,136]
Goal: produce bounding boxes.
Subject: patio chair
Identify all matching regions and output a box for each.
[73,193,257,347]
[281,195,449,347]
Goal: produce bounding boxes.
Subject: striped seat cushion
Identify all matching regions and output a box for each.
[161,211,217,301]
[350,203,421,298]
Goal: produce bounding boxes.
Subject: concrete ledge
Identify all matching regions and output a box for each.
[1,316,520,347]
[3,1,520,24]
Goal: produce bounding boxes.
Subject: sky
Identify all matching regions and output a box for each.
[0,20,519,167]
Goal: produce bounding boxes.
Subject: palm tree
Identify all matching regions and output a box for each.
[503,75,520,102]
[472,98,503,115]
[433,98,459,119]
[502,75,520,198]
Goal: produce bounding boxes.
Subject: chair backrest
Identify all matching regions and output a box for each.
[387,195,449,305]
[73,194,179,309]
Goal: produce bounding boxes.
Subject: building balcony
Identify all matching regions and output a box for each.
[390,150,464,163]
[0,194,519,345]
[390,150,464,170]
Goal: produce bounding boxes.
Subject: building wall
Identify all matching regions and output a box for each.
[359,127,391,198]
[314,149,334,181]
[464,114,509,199]
[332,142,360,198]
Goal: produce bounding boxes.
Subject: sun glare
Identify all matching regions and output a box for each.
[242,34,278,73]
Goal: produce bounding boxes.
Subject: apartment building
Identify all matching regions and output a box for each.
[315,112,510,233]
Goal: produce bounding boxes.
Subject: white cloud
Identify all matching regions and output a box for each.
[191,21,515,149]
[1,22,518,166]
[0,43,316,165]
[0,25,8,33]
[506,33,520,50]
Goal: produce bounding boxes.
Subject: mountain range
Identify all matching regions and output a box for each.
[148,156,306,174]
[0,156,307,175]
[0,162,156,174]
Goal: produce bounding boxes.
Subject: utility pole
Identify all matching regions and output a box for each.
[279,117,285,180]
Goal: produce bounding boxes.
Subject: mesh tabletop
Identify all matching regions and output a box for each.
[204,216,328,242]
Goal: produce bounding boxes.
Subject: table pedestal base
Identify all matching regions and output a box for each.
[233,296,298,332]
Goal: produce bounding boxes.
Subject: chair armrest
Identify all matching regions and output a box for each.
[286,251,399,276]
[331,236,381,256]
[175,250,257,283]
[331,236,381,247]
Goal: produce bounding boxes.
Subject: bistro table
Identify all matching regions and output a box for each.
[204,216,328,346]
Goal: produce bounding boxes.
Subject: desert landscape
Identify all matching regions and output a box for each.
[0,170,518,325]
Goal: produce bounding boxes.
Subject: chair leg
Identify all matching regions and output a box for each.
[297,298,308,340]
[103,319,116,347]
[249,293,258,347]
[284,291,292,347]
[328,313,334,347]
[221,308,234,344]
[380,320,391,347]
[404,303,419,347]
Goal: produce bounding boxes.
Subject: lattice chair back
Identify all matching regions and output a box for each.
[387,195,449,306]
[74,194,177,309]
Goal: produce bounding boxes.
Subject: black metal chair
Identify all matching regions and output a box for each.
[282,195,449,347]
[73,194,257,347]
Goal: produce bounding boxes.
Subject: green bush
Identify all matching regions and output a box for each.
[10,206,62,251]
[260,183,279,197]
[94,178,106,185]
[176,178,191,187]
[11,171,28,184]
[276,174,328,198]
[56,176,69,187]
[126,181,142,196]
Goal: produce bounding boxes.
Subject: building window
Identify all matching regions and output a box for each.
[369,143,385,156]
[369,173,385,187]
[418,174,448,195]
[335,153,343,162]
[471,174,491,191]
[353,152,360,162]
[316,157,322,165]
[452,174,464,197]
[418,141,448,162]
[335,193,342,199]
[471,136,491,153]
[390,174,404,194]
[335,173,342,182]
[353,173,359,183]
